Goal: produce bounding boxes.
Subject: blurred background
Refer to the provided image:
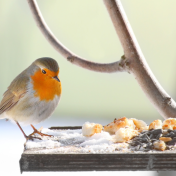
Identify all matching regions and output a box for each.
[0,0,176,175]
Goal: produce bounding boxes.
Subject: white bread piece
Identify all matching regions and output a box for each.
[130,118,148,132]
[162,118,176,130]
[114,127,138,143]
[82,122,103,137]
[104,117,135,134]
[153,140,166,151]
[149,119,162,130]
[139,126,149,132]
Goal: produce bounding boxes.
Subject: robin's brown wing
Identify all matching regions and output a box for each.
[0,72,29,115]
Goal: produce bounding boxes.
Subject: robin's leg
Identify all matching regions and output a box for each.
[29,124,53,137]
[16,121,41,140]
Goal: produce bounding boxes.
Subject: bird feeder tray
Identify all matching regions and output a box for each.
[19,126,176,172]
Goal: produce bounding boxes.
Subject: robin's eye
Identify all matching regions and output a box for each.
[42,70,46,74]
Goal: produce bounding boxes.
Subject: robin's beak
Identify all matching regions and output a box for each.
[53,76,60,82]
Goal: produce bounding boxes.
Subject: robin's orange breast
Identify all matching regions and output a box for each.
[31,69,62,101]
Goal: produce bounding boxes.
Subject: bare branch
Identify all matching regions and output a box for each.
[27,0,176,118]
[27,0,125,73]
[103,0,176,118]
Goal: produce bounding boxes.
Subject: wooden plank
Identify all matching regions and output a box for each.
[19,126,176,172]
[49,126,82,130]
[20,153,176,172]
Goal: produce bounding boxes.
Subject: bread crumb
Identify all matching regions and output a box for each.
[82,122,103,137]
[153,140,166,151]
[114,127,138,143]
[104,117,135,134]
[131,118,148,132]
[162,118,176,130]
[149,119,162,130]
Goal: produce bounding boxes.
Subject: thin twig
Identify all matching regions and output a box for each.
[27,0,125,73]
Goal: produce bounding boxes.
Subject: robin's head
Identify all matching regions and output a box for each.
[33,57,60,82]
[30,57,62,101]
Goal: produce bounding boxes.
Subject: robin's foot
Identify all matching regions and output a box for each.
[25,135,42,141]
[16,121,49,141]
[29,124,53,138]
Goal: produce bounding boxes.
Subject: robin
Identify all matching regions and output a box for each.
[0,57,62,140]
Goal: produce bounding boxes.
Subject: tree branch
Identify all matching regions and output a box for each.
[103,0,176,118]
[27,0,176,119]
[27,0,125,73]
